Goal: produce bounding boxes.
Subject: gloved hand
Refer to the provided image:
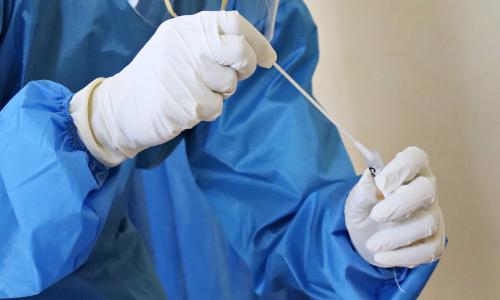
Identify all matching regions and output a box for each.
[70,11,276,166]
[345,147,445,268]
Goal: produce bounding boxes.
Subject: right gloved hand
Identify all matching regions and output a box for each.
[70,11,276,166]
[345,147,446,268]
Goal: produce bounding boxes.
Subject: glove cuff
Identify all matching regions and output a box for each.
[70,78,128,167]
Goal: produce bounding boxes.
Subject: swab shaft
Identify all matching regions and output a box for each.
[273,63,386,176]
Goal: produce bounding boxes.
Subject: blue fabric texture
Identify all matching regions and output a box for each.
[0,0,439,299]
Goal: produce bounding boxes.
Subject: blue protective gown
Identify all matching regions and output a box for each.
[0,0,439,299]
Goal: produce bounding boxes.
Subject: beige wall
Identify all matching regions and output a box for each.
[303,0,499,298]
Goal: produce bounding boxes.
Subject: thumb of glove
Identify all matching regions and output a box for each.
[345,169,389,265]
[345,169,381,226]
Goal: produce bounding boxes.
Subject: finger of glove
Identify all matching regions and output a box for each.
[211,34,258,80]
[375,146,429,194]
[374,223,445,268]
[370,175,436,223]
[199,61,238,98]
[345,169,380,224]
[208,11,277,68]
[367,205,440,252]
[193,87,224,121]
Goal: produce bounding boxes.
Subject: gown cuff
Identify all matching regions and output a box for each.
[60,87,107,175]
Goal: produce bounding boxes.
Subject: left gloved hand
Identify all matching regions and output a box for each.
[345,147,445,268]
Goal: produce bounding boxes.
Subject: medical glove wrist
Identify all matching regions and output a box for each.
[70,11,276,166]
[345,147,446,268]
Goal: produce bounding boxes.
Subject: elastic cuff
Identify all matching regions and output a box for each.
[69,78,127,167]
[58,90,107,176]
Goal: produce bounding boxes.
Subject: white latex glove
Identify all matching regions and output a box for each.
[345,147,445,268]
[70,11,276,166]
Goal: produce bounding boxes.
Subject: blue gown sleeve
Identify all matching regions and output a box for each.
[185,1,438,299]
[0,81,113,298]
